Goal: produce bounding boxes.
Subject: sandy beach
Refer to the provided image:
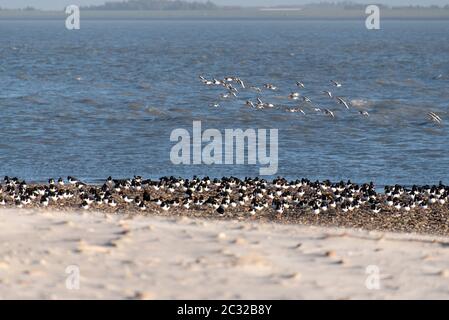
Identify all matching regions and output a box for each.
[1,208,449,299]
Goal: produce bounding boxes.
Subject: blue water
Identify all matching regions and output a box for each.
[0,19,448,185]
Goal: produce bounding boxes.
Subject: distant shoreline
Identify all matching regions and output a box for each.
[1,8,449,20]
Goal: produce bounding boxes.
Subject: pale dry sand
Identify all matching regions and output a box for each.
[0,208,449,299]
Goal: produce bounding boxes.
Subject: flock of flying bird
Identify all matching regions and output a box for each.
[199,75,443,124]
[1,175,448,216]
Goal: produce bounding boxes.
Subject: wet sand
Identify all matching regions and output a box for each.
[1,208,449,299]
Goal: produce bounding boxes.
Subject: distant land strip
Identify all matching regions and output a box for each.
[1,8,449,20]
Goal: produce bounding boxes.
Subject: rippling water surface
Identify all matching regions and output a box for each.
[0,20,448,185]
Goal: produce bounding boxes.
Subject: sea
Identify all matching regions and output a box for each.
[0,19,448,187]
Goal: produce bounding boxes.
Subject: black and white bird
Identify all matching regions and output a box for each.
[336,97,350,109]
[322,90,332,98]
[428,111,442,124]
[295,81,305,88]
[331,80,342,87]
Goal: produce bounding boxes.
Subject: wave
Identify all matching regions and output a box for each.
[350,99,371,108]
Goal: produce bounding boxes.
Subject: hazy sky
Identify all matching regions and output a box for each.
[1,0,448,10]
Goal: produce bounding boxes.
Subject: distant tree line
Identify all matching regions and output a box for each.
[302,2,449,10]
[2,1,449,12]
[81,0,218,11]
[0,6,39,11]
[303,2,389,10]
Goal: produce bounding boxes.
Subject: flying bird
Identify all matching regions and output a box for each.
[428,111,442,124]
[331,80,342,87]
[296,81,305,88]
[264,83,277,90]
[359,110,370,117]
[322,90,332,98]
[236,78,245,89]
[324,109,335,118]
[336,97,350,109]
[302,96,312,103]
[288,92,301,100]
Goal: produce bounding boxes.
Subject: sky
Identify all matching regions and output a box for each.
[0,0,448,10]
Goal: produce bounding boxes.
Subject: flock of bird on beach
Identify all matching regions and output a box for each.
[199,75,444,125]
[2,175,449,216]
